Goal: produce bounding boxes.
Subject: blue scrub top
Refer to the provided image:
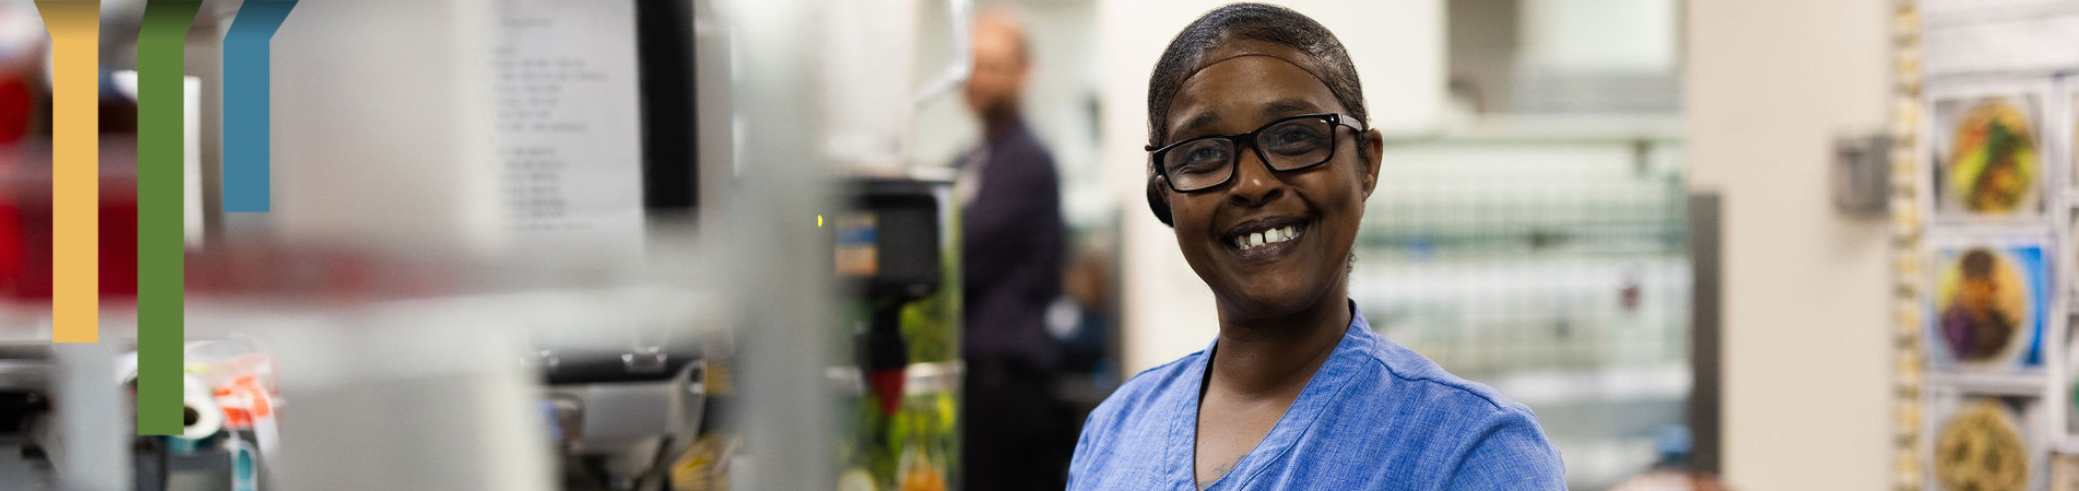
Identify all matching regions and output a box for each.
[1068,306,1567,490]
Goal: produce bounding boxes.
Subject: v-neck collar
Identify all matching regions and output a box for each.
[1165,309,1371,491]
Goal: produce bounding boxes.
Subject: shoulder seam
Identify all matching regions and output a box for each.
[1091,350,1206,417]
[1361,343,1514,412]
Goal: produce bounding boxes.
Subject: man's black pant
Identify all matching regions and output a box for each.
[963,355,1075,491]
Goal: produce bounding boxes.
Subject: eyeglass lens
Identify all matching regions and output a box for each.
[1161,117,1336,192]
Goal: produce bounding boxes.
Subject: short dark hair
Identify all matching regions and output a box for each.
[1143,3,1367,226]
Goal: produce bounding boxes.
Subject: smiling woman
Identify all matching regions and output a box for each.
[1068,4,1566,490]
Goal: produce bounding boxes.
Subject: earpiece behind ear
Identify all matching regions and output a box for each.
[1357,135,1380,199]
[1146,179,1174,227]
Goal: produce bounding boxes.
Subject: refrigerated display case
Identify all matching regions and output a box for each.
[1355,119,1690,489]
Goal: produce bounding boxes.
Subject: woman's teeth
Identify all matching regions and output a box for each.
[1233,225,1302,251]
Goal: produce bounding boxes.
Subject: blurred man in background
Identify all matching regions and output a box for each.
[955,6,1072,490]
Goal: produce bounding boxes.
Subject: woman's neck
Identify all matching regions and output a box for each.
[1207,289,1351,399]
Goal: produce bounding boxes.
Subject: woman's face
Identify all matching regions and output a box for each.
[1157,41,1383,321]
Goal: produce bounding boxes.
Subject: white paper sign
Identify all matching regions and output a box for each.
[496,0,647,257]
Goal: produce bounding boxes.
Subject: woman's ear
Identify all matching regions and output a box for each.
[1359,128,1384,200]
[1146,176,1175,227]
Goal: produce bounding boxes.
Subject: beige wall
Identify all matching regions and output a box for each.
[1095,0,1444,374]
[1685,0,1894,488]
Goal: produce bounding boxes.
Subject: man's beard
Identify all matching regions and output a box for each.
[977,96,1017,128]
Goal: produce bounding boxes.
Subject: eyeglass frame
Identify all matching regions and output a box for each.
[1145,113,1367,193]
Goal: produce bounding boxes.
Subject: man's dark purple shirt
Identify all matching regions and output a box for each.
[960,119,1064,370]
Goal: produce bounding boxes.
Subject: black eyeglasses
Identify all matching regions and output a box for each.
[1147,113,1365,193]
